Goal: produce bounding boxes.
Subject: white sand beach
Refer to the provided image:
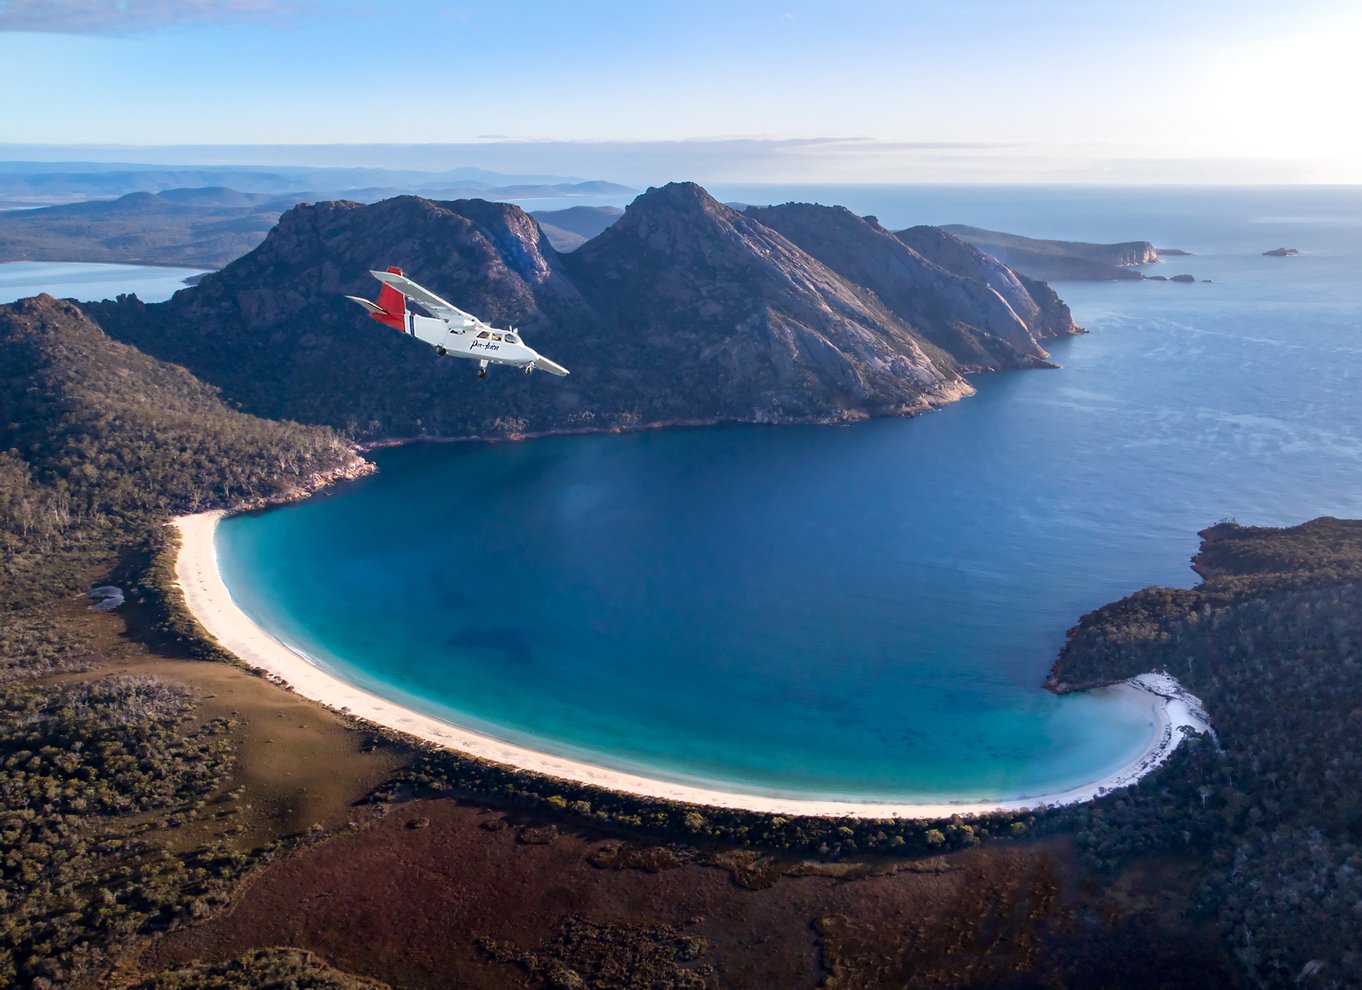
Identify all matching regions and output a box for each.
[174,510,1212,820]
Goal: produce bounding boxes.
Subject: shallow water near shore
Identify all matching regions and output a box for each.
[216,187,1362,804]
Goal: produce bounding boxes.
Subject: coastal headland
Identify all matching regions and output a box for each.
[175,510,1210,820]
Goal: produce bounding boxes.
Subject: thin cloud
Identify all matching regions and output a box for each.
[0,0,317,34]
[771,138,1024,155]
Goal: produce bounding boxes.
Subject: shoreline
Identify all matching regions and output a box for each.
[173,510,1211,820]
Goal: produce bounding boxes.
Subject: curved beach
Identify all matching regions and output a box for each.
[174,510,1211,820]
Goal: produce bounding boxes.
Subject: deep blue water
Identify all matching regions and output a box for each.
[0,261,208,304]
[216,186,1362,803]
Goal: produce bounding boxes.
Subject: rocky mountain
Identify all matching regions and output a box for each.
[85,182,1086,439]
[88,195,597,438]
[563,182,970,422]
[937,225,1159,281]
[747,204,1078,370]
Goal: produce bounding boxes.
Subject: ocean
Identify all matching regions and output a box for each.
[209,185,1362,803]
[0,261,208,305]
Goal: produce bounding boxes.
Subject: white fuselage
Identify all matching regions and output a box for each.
[349,268,569,376]
[407,312,542,368]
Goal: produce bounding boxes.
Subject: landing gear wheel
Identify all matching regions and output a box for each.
[434,345,446,356]
[477,368,488,379]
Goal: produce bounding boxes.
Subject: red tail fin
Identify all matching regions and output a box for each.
[372,266,406,331]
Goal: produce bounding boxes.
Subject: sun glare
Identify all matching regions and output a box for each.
[1196,13,1362,169]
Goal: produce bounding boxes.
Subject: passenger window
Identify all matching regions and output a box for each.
[477,331,490,339]
[491,333,503,342]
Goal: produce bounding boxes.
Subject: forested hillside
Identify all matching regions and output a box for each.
[0,293,359,612]
[1050,517,1362,986]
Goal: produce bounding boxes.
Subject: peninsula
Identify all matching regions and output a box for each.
[938,224,1161,280]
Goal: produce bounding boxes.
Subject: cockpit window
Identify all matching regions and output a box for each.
[491,333,503,342]
[505,333,519,344]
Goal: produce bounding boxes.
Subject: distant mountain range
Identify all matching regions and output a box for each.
[81,181,1079,440]
[0,161,635,208]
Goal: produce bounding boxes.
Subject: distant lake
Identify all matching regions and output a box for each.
[0,261,209,305]
[217,186,1362,804]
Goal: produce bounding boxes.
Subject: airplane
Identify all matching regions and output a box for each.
[345,267,569,379]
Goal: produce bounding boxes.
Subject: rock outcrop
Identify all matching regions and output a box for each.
[741,206,1076,371]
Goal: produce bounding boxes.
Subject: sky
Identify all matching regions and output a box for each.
[2,0,1360,185]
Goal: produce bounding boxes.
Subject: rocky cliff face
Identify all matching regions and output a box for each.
[893,225,1080,342]
[749,205,1079,370]
[88,183,1087,440]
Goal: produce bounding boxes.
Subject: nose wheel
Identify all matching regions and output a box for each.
[434,345,446,356]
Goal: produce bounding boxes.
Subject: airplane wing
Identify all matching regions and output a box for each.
[532,355,571,376]
[370,270,481,324]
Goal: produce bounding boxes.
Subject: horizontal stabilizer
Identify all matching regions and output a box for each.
[344,295,385,315]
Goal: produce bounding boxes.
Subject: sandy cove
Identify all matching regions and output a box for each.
[173,510,1212,820]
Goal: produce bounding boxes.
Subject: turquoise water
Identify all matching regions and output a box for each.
[0,261,208,304]
[217,186,1362,804]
